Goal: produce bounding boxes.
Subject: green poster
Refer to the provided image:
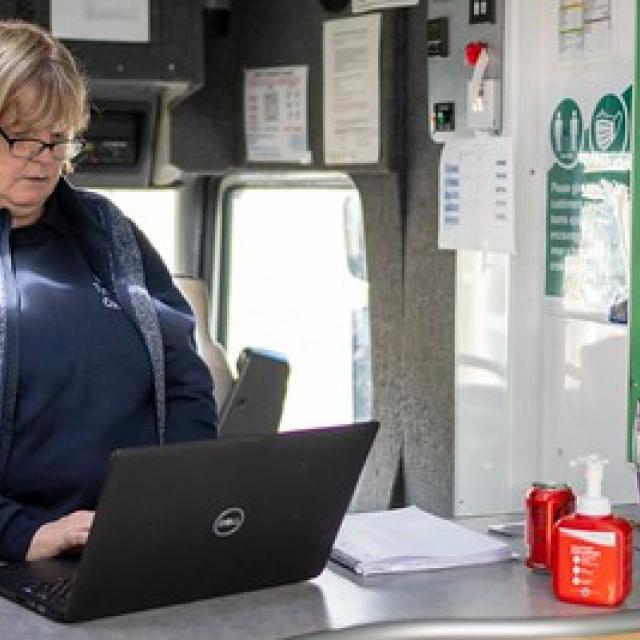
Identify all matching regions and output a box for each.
[545,163,583,298]
[550,98,583,167]
[545,89,631,312]
[628,7,640,462]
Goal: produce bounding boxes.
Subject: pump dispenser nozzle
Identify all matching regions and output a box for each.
[570,454,611,516]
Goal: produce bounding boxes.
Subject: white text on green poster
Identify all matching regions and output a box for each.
[545,86,631,317]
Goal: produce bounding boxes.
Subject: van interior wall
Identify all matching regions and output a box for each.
[188,1,455,515]
[172,0,398,173]
[402,2,455,516]
[5,1,632,516]
[0,0,456,515]
[171,6,241,173]
[1,1,205,89]
[452,0,636,515]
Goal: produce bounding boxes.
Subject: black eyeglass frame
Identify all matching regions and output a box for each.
[0,126,85,161]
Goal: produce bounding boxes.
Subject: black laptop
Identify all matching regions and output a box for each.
[0,421,378,622]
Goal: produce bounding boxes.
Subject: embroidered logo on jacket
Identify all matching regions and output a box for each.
[92,277,121,310]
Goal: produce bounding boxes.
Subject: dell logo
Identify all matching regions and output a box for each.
[212,507,245,537]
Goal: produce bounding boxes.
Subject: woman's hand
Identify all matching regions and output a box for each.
[26,510,95,561]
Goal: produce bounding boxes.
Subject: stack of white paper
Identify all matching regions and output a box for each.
[331,506,514,576]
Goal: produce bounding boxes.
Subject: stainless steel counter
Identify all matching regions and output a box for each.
[1,515,639,639]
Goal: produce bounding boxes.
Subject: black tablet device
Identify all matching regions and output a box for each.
[217,347,290,438]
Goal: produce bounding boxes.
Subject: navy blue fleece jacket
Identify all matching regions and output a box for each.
[0,178,217,561]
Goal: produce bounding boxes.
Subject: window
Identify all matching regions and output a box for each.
[88,188,179,273]
[215,173,372,430]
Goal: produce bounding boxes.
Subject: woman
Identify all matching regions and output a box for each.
[0,20,217,562]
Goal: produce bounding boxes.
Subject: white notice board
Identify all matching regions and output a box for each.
[244,66,311,163]
[438,136,515,254]
[323,14,380,165]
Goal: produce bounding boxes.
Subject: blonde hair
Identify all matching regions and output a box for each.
[0,19,88,135]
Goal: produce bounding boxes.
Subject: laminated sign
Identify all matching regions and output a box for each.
[545,86,631,319]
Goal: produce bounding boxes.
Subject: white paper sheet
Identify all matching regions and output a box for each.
[50,0,150,43]
[558,0,613,62]
[323,14,380,165]
[244,66,311,164]
[352,0,418,13]
[438,136,515,254]
[331,506,513,576]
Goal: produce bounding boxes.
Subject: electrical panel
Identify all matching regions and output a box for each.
[70,88,159,189]
[427,0,504,143]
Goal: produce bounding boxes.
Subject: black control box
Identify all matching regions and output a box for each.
[433,102,455,132]
[427,17,449,57]
[469,0,495,24]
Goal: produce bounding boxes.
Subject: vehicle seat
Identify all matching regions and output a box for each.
[173,275,235,411]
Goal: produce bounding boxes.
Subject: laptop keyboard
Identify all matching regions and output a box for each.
[22,576,74,605]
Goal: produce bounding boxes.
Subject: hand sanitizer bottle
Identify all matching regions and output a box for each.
[552,455,632,606]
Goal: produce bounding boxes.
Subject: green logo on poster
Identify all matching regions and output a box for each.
[590,93,626,152]
[550,99,583,168]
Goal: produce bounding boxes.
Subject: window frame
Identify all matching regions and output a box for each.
[211,170,372,426]
[211,171,359,344]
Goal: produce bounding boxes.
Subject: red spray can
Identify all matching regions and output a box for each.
[525,482,575,570]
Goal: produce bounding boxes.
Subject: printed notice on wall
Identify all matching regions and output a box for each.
[352,0,418,13]
[545,82,631,319]
[438,137,515,254]
[50,0,150,42]
[558,0,613,61]
[244,66,311,164]
[324,14,380,165]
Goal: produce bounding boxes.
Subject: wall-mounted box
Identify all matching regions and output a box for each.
[469,0,496,25]
[70,85,159,189]
[427,0,504,143]
[466,78,501,131]
[427,17,449,58]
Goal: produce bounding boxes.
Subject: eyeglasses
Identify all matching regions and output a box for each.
[0,126,85,161]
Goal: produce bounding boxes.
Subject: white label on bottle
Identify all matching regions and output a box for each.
[558,528,616,547]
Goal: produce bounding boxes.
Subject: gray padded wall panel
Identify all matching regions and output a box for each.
[352,4,455,517]
[239,0,327,170]
[185,1,454,514]
[55,1,204,88]
[402,2,455,517]
[240,0,397,171]
[350,174,404,512]
[173,0,398,173]
[172,9,242,173]
[4,1,204,88]
[350,4,455,515]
